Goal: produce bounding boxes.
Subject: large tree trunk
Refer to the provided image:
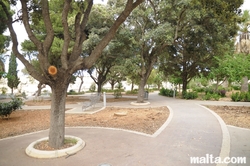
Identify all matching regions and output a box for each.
[241,76,249,92]
[97,83,102,94]
[48,82,68,149]
[137,77,146,103]
[131,81,134,91]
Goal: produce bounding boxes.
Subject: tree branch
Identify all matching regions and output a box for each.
[20,0,42,50]
[71,0,144,73]
[41,0,55,54]
[61,0,72,69]
[0,1,47,84]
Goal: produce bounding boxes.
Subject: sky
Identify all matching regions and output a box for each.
[3,0,250,73]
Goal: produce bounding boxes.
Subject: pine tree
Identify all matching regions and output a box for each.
[7,53,20,94]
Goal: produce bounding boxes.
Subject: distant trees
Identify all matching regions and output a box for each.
[7,53,20,94]
[159,0,243,95]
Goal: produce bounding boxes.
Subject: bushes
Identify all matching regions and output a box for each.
[231,92,250,102]
[159,88,176,97]
[125,89,138,95]
[202,93,221,101]
[0,97,23,119]
[183,91,198,99]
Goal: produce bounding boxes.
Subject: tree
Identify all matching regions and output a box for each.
[124,0,185,103]
[0,1,10,79]
[0,0,144,149]
[235,10,250,92]
[160,0,243,95]
[7,53,20,94]
[0,0,143,148]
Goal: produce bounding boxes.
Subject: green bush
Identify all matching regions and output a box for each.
[231,85,241,90]
[230,92,250,102]
[126,89,138,95]
[202,93,221,101]
[193,87,205,92]
[0,97,23,119]
[159,88,176,97]
[205,88,214,95]
[1,87,7,95]
[89,83,96,92]
[183,91,198,99]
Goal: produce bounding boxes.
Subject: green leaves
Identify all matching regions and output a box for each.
[0,97,23,119]
[7,53,20,93]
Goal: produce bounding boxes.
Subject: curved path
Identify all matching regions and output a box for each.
[0,92,249,166]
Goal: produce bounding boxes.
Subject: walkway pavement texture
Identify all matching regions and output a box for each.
[0,92,250,166]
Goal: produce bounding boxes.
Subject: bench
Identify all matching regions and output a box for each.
[82,93,100,111]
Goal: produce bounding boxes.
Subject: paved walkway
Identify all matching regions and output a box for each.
[0,92,249,166]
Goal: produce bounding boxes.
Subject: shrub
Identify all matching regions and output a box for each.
[202,93,212,100]
[1,87,7,95]
[212,94,221,101]
[202,93,221,101]
[193,87,205,93]
[231,92,249,102]
[67,89,77,95]
[0,97,23,119]
[159,88,176,97]
[126,89,138,95]
[114,89,122,99]
[183,91,198,99]
[205,88,214,95]
[231,85,241,90]
[89,83,96,92]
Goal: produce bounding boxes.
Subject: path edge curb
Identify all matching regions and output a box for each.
[199,104,230,166]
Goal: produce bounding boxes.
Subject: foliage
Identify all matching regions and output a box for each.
[7,53,20,93]
[113,82,123,99]
[202,93,221,101]
[0,1,10,80]
[67,90,84,95]
[0,0,144,149]
[231,92,250,102]
[89,83,96,92]
[1,87,7,94]
[183,91,198,100]
[125,89,138,95]
[0,96,23,119]
[160,0,243,93]
[159,88,176,97]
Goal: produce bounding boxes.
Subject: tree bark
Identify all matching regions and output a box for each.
[137,77,146,103]
[241,76,248,92]
[48,82,68,149]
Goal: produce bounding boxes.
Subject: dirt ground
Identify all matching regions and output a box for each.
[206,105,250,129]
[0,96,169,139]
[1,96,250,142]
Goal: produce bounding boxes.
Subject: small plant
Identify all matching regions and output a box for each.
[1,87,7,95]
[89,83,96,92]
[113,83,123,99]
[0,96,23,119]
